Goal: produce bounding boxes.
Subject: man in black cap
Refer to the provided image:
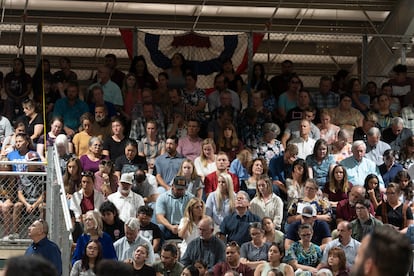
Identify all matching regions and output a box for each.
[155,176,194,240]
[284,205,332,251]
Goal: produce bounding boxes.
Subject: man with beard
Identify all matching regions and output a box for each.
[155,176,194,240]
[351,226,412,276]
[318,221,360,269]
[53,81,88,137]
[154,136,185,192]
[153,243,184,276]
[92,104,112,140]
[108,172,145,223]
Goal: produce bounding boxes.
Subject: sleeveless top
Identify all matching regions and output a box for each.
[261,262,288,276]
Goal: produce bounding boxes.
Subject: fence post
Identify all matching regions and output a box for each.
[36,23,42,66]
[361,34,368,87]
[133,27,138,57]
[46,146,71,276]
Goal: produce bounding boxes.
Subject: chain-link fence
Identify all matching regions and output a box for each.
[0,147,72,275]
[0,163,46,242]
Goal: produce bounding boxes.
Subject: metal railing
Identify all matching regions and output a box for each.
[46,144,72,276]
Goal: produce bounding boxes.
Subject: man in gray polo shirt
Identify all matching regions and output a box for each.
[155,136,185,193]
[155,176,194,240]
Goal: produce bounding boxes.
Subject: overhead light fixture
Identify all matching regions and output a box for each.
[3,0,389,21]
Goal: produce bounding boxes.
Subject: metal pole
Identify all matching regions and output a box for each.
[133,27,138,57]
[36,23,42,66]
[361,34,368,87]
[247,31,254,100]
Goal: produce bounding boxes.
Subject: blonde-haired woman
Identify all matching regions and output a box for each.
[71,210,117,265]
[250,175,284,231]
[178,198,206,256]
[176,159,203,198]
[229,149,252,185]
[194,138,217,181]
[318,109,340,145]
[206,172,236,230]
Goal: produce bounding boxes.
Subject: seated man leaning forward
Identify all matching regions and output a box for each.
[155,176,194,240]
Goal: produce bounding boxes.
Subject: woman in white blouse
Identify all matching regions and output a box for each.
[250,175,284,230]
[194,138,217,181]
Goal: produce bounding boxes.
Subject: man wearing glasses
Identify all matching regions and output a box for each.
[350,199,383,242]
[25,219,62,275]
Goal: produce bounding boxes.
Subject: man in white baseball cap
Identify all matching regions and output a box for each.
[108,172,145,222]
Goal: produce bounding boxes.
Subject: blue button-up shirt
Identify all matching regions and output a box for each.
[340,156,384,188]
[25,237,62,275]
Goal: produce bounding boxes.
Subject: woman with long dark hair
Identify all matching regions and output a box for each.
[364,174,382,209]
[394,170,414,211]
[70,239,103,276]
[63,157,82,199]
[286,159,309,210]
[128,55,156,90]
[323,164,352,208]
[254,242,294,276]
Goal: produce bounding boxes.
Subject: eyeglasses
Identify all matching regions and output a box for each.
[100,160,113,166]
[81,171,94,177]
[300,233,312,237]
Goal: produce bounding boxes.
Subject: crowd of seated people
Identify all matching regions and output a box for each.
[1,53,414,276]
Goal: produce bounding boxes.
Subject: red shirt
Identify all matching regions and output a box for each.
[80,192,95,215]
[204,171,239,195]
[336,198,375,222]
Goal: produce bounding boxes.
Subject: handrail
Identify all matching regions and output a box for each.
[52,144,73,233]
